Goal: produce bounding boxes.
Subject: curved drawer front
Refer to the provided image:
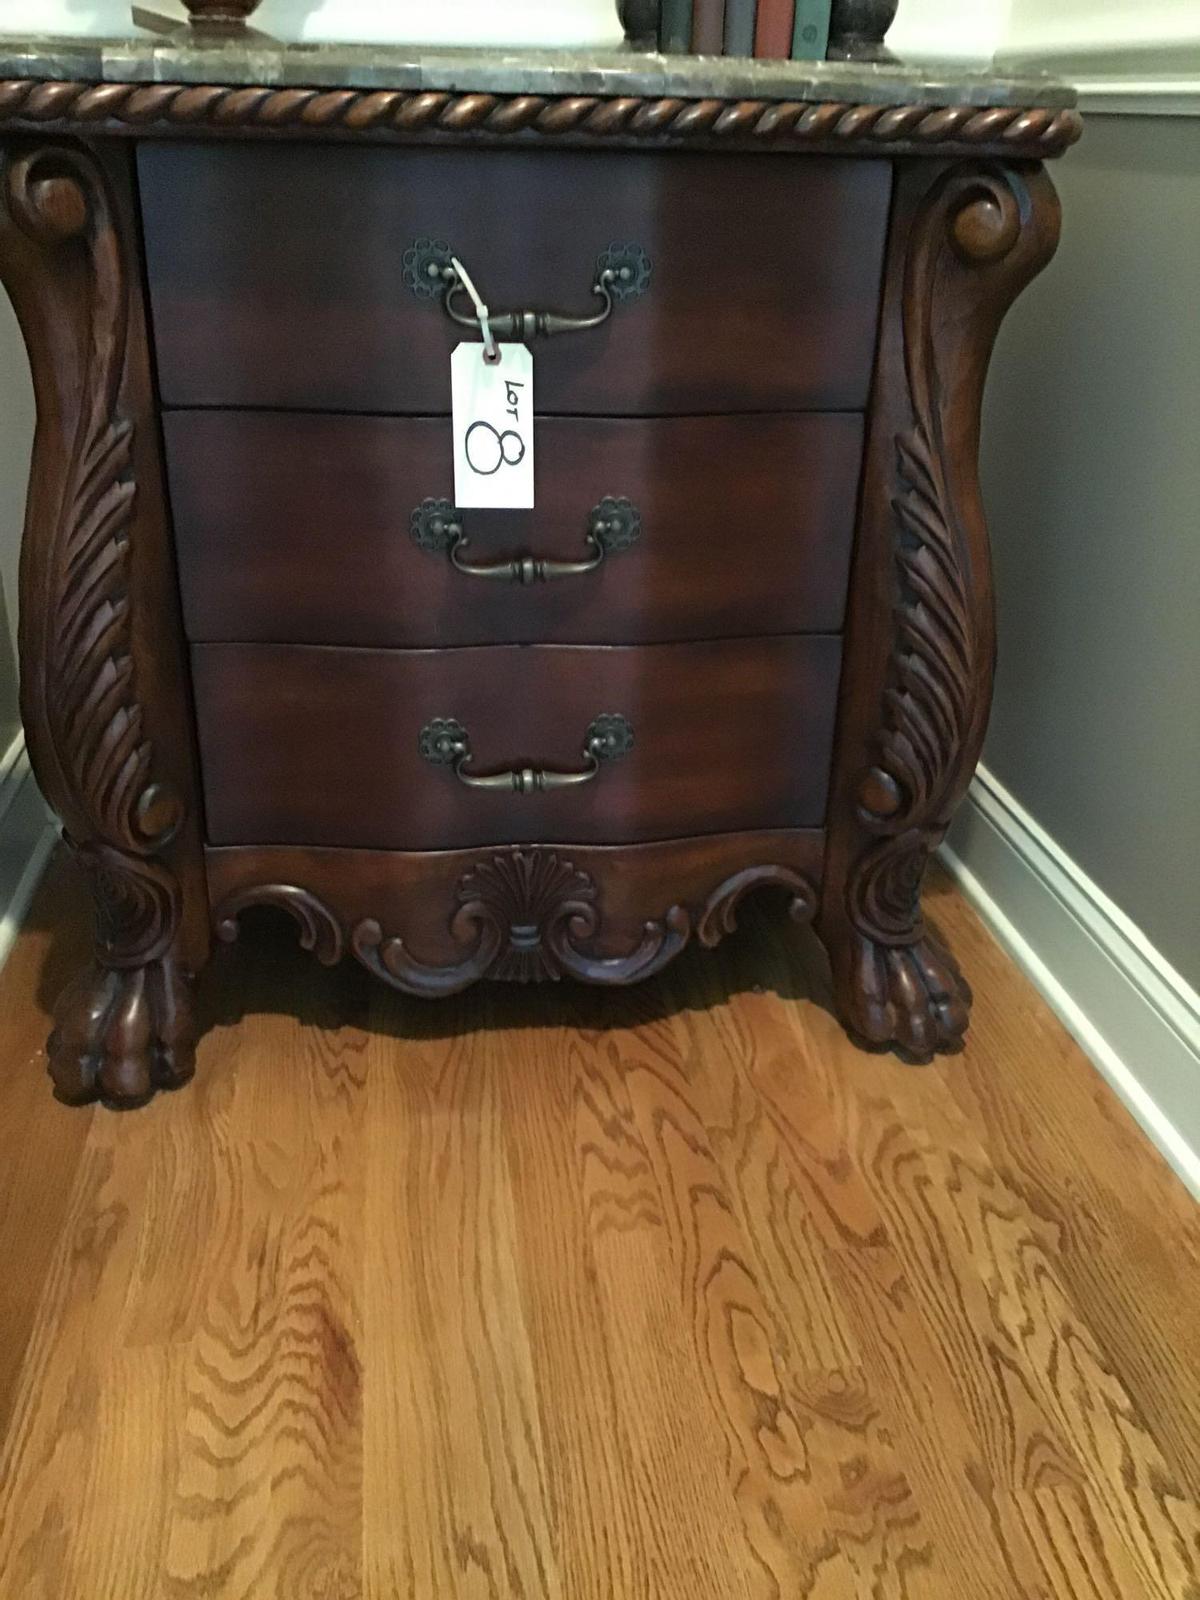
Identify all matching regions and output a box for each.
[167,411,863,647]
[192,638,842,851]
[140,143,890,415]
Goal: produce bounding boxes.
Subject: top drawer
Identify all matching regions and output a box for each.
[138,144,890,416]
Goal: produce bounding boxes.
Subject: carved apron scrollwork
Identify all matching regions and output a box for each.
[214,850,820,999]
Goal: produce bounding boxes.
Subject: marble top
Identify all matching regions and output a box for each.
[0,34,1076,109]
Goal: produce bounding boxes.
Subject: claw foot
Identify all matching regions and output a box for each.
[47,958,195,1109]
[836,932,972,1062]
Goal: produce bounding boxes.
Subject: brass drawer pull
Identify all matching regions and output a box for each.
[419,713,634,794]
[411,497,640,586]
[403,239,652,341]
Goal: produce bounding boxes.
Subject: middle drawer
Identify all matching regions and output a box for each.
[192,636,843,851]
[165,411,863,648]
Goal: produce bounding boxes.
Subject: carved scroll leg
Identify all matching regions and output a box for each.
[48,956,195,1109]
[832,926,972,1062]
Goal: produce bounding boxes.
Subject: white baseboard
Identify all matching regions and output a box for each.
[0,729,58,975]
[1070,79,1200,116]
[942,765,1200,1201]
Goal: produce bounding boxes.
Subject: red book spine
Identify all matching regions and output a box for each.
[754,0,795,56]
[692,0,726,53]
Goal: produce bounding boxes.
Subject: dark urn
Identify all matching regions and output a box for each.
[184,0,263,24]
[828,0,900,60]
[618,0,661,48]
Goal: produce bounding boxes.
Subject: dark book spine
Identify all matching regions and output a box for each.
[692,0,726,52]
[754,0,795,57]
[791,0,831,57]
[660,0,694,50]
[724,0,757,55]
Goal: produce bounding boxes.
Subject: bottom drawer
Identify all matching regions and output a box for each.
[192,638,843,851]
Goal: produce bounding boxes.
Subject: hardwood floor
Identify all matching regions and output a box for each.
[0,853,1197,1600]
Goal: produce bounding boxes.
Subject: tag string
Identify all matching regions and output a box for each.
[449,256,500,364]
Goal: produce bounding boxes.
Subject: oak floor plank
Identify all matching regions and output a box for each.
[0,1100,166,1597]
[0,857,1196,1598]
[870,1053,1200,1600]
[160,1012,366,1600]
[745,899,1200,1599]
[546,987,774,1598]
[497,992,751,1600]
[0,856,95,1439]
[935,903,1200,1500]
[670,938,1039,1599]
[568,970,938,1598]
[361,984,561,1600]
[829,1242,1148,1600]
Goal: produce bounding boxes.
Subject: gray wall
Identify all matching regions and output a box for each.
[0,589,16,746]
[1,287,32,748]
[975,113,1200,988]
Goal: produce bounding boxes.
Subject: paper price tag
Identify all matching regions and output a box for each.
[451,342,535,509]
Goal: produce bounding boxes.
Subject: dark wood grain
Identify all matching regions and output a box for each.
[819,159,1062,1061]
[191,637,843,850]
[138,142,891,414]
[0,137,209,1109]
[165,411,864,647]
[4,111,1070,1100]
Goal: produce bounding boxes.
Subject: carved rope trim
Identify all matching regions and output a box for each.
[0,80,1083,155]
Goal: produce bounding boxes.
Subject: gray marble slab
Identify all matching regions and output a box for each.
[0,34,1075,109]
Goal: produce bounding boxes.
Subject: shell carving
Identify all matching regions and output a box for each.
[458,851,599,983]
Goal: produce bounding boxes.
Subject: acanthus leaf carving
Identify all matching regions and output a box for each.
[850,167,1032,956]
[855,169,1024,850]
[833,163,1061,1057]
[6,145,182,883]
[2,143,193,1105]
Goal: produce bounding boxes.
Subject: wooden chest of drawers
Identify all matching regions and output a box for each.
[0,43,1078,1106]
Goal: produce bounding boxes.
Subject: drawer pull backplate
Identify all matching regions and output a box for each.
[403,238,652,341]
[411,496,640,585]
[419,713,634,794]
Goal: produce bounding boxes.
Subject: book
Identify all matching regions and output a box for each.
[692,0,726,54]
[724,0,757,55]
[754,0,794,58]
[660,0,693,50]
[791,0,831,58]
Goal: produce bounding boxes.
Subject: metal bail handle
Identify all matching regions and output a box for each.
[402,238,653,341]
[409,496,642,585]
[418,714,635,793]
